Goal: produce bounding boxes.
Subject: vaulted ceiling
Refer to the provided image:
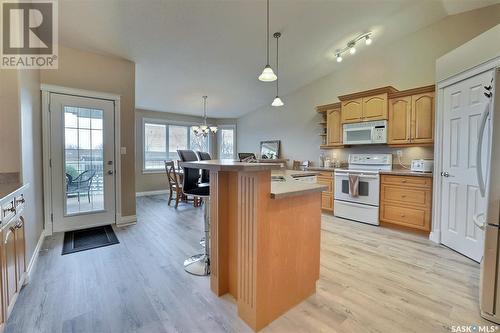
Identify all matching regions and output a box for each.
[58,0,500,117]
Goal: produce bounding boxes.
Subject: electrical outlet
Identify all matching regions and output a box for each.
[396,150,403,158]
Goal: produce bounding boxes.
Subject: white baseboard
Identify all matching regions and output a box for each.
[24,230,45,285]
[136,189,169,197]
[429,230,441,244]
[116,214,137,227]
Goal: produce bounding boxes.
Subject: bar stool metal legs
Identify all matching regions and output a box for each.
[184,197,210,276]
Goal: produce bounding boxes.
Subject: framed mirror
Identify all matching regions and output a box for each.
[260,140,280,159]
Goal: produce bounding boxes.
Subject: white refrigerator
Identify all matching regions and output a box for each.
[480,67,500,324]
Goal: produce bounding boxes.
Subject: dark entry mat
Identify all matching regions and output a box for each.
[62,225,119,255]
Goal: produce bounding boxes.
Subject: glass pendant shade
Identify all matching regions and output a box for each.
[259,65,277,82]
[271,96,284,107]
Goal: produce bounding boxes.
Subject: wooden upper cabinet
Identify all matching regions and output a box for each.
[388,96,411,144]
[340,98,362,123]
[411,92,434,144]
[387,86,435,146]
[362,93,388,121]
[339,86,397,124]
[326,106,342,146]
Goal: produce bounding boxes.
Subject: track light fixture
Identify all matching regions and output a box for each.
[335,32,372,63]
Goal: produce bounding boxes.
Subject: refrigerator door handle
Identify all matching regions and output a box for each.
[476,101,490,197]
[473,213,486,231]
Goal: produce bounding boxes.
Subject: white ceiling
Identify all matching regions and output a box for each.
[58,0,499,118]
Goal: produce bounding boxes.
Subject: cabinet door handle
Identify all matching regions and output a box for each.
[400,214,406,217]
[4,229,13,244]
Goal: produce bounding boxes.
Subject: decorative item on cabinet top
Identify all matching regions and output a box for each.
[316,102,347,149]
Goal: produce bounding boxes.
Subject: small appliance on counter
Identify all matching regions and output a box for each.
[410,159,434,173]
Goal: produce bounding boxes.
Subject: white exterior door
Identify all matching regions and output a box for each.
[440,69,493,262]
[49,93,116,232]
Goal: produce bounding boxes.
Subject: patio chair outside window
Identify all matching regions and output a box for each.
[66,170,96,203]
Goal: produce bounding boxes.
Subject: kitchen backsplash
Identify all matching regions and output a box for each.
[320,146,433,166]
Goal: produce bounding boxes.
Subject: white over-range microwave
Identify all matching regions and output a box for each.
[343,120,387,145]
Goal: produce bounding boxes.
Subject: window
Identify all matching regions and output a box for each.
[168,125,188,160]
[143,121,209,171]
[144,123,168,170]
[218,125,236,159]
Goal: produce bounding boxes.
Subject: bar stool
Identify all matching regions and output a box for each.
[178,150,211,276]
[196,151,212,184]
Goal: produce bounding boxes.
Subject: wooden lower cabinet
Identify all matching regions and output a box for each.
[317,172,334,212]
[3,222,17,316]
[0,213,26,326]
[380,174,432,232]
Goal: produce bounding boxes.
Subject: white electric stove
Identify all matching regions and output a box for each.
[334,154,392,225]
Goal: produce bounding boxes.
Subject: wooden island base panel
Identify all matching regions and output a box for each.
[180,161,325,331]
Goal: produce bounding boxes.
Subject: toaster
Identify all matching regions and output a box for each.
[411,159,434,173]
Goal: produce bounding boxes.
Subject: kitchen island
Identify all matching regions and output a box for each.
[180,160,326,331]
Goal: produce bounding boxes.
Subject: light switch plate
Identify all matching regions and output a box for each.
[120,147,127,155]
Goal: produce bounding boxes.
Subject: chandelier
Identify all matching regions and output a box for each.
[192,96,217,137]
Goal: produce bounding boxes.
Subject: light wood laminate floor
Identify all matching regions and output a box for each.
[5,195,491,333]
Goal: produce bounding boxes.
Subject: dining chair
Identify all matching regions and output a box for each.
[165,160,184,208]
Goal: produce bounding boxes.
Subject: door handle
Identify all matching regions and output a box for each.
[441,171,452,177]
[473,213,486,230]
[476,101,490,197]
[107,170,114,175]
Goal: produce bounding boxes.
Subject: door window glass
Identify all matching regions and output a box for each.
[64,107,104,215]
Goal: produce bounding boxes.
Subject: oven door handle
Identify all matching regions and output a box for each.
[335,173,379,179]
[334,200,376,209]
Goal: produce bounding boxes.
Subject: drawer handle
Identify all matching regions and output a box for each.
[401,180,407,183]
[3,206,15,214]
[16,196,25,205]
[401,195,406,198]
[400,213,406,217]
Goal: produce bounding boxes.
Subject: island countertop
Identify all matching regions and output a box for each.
[179,162,326,199]
[180,159,283,172]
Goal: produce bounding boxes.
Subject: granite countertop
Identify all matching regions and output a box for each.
[270,171,326,199]
[272,169,320,178]
[0,173,24,201]
[180,159,282,172]
[0,182,24,200]
[304,166,336,172]
[379,169,433,178]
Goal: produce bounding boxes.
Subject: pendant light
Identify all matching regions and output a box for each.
[192,96,217,137]
[271,32,284,107]
[258,0,277,82]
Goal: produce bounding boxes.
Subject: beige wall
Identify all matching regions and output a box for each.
[135,108,237,193]
[437,24,500,82]
[41,46,136,217]
[237,5,500,166]
[18,69,45,262]
[0,70,21,173]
